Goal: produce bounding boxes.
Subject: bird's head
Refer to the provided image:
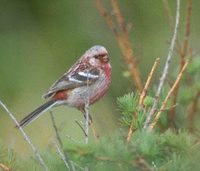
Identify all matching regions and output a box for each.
[84,45,110,67]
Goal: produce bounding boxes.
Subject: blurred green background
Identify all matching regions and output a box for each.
[0,0,199,154]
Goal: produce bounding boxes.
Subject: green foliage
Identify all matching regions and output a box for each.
[179,57,200,105]
[117,92,139,126]
[0,141,42,171]
[1,131,200,171]
[187,56,200,78]
[143,96,155,108]
[117,92,154,129]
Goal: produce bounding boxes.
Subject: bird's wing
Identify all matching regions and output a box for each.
[43,67,100,99]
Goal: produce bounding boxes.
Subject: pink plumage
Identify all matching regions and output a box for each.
[18,45,111,127]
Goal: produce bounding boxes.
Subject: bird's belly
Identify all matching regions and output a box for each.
[64,77,110,108]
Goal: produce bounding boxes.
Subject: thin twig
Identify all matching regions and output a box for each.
[75,120,88,137]
[82,71,99,143]
[50,112,74,171]
[126,58,160,142]
[70,161,85,171]
[50,111,63,148]
[181,0,192,58]
[188,90,200,132]
[96,0,143,92]
[149,61,189,130]
[126,124,134,142]
[0,100,49,171]
[162,0,174,29]
[110,0,126,33]
[96,0,115,31]
[84,104,89,144]
[139,58,160,106]
[0,163,12,171]
[84,70,90,144]
[54,142,74,171]
[89,122,99,142]
[169,0,192,126]
[143,0,180,130]
[162,0,182,53]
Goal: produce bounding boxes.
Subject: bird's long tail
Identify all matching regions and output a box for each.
[18,100,57,128]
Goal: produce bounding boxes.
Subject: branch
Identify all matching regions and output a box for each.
[162,0,182,54]
[181,0,192,58]
[169,0,192,125]
[50,112,74,171]
[162,0,174,29]
[84,99,89,144]
[96,0,143,92]
[188,90,200,132]
[139,58,160,106]
[110,0,126,33]
[54,142,75,171]
[0,163,12,171]
[126,58,160,142]
[143,0,180,130]
[0,100,49,171]
[75,120,88,138]
[149,61,189,130]
[50,111,63,147]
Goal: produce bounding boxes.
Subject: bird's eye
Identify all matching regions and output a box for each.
[94,53,109,63]
[94,55,99,59]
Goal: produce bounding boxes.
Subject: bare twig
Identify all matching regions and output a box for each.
[126,58,160,142]
[75,120,88,137]
[82,70,99,143]
[110,0,126,33]
[188,90,200,132]
[50,112,74,171]
[54,142,75,171]
[96,0,143,92]
[96,0,115,31]
[162,0,174,29]
[181,0,192,59]
[143,0,180,130]
[50,111,63,147]
[0,163,12,171]
[84,104,89,144]
[139,58,160,106]
[162,0,182,53]
[0,100,49,171]
[149,61,189,130]
[89,122,99,142]
[84,69,90,144]
[169,0,192,126]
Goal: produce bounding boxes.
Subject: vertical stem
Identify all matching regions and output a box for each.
[169,0,192,126]
[144,0,180,130]
[84,70,90,144]
[50,112,74,171]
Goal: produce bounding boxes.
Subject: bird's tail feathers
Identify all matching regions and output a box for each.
[17,100,57,128]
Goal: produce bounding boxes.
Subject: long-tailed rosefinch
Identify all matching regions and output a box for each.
[18,45,111,127]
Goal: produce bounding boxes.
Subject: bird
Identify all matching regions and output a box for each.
[18,45,112,127]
